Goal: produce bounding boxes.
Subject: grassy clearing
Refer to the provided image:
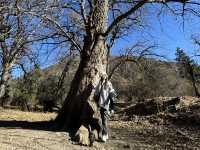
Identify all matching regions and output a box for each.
[0,107,57,121]
[0,108,200,149]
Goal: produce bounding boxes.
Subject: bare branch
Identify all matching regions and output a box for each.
[79,0,87,25]
[108,42,159,79]
[105,0,198,36]
[25,11,82,52]
[105,0,147,36]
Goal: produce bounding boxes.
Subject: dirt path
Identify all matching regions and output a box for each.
[0,108,200,150]
[0,108,131,150]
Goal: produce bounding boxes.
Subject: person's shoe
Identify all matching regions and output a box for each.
[102,135,107,142]
[105,134,109,140]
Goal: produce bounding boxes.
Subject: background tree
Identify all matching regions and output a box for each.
[38,75,59,112]
[175,47,200,97]
[0,0,43,104]
[12,64,43,111]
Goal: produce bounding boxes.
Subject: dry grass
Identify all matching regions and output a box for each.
[0,107,57,121]
[0,108,200,149]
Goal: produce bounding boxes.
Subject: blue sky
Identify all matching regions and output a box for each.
[112,6,200,63]
[31,3,200,65]
[12,3,200,77]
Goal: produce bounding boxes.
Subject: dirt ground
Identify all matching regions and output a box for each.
[0,108,200,150]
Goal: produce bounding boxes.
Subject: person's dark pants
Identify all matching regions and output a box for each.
[100,107,109,137]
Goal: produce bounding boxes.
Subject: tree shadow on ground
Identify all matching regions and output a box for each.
[0,120,57,131]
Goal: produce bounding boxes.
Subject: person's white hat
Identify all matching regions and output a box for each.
[100,72,108,79]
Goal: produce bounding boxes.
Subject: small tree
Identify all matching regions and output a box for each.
[38,75,59,112]
[13,64,42,111]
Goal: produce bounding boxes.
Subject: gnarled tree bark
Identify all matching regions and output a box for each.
[55,0,108,145]
[0,63,12,106]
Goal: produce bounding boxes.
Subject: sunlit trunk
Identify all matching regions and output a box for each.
[0,64,11,106]
[55,0,109,145]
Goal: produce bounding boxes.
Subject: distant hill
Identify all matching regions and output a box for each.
[41,56,199,103]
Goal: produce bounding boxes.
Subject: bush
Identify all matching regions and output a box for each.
[12,65,42,111]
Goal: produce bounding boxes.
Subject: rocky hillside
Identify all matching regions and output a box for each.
[43,57,200,102]
[117,96,200,124]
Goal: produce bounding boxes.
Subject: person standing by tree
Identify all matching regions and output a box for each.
[95,73,117,142]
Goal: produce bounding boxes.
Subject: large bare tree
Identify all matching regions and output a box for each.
[18,0,200,145]
[53,0,200,145]
[0,0,31,102]
[0,0,56,104]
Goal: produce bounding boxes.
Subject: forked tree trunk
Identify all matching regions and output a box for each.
[55,0,109,145]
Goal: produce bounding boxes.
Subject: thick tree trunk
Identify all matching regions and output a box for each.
[56,36,107,126]
[0,64,11,106]
[55,0,109,145]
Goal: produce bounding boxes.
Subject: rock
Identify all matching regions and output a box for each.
[118,96,200,126]
[176,96,200,110]
[74,125,90,146]
[92,129,99,140]
[123,144,131,149]
[119,97,180,116]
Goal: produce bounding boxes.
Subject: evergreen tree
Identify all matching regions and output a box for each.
[175,48,200,97]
